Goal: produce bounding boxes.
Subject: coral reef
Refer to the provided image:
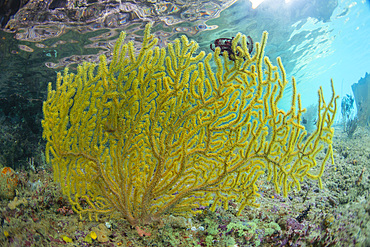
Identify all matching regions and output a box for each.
[301,104,317,135]
[42,23,337,226]
[0,126,369,246]
[351,72,370,126]
[341,94,358,138]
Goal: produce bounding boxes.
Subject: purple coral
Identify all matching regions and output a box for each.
[286,218,304,231]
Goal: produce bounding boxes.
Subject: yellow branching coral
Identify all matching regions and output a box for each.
[42,23,338,226]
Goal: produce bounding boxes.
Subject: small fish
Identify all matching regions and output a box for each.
[302,117,307,124]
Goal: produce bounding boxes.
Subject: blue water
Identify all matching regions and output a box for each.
[291,0,370,109]
[198,0,370,113]
[2,0,368,111]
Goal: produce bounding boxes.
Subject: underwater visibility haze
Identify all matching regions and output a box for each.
[0,0,369,246]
